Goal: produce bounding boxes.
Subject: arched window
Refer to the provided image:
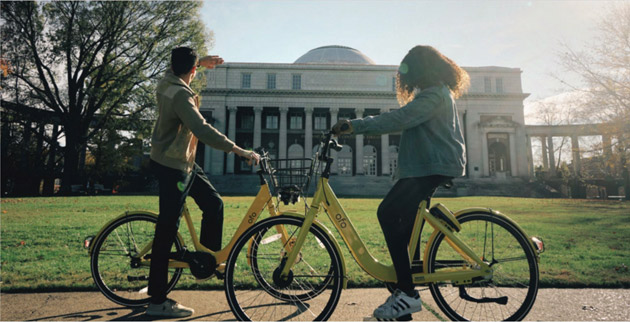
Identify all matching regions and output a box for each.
[288,144,304,169]
[363,145,377,176]
[389,145,399,175]
[338,145,353,176]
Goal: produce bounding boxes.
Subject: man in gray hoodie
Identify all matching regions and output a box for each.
[146,47,259,318]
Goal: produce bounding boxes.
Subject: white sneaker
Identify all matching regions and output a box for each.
[145,298,194,318]
[373,289,422,320]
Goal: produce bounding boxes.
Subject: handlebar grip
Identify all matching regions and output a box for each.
[330,138,343,152]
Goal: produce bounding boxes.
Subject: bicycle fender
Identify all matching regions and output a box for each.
[88,211,186,256]
[247,212,348,289]
[422,208,539,272]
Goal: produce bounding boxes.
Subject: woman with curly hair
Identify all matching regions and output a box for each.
[332,45,470,320]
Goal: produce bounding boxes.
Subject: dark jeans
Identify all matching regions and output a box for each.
[377,175,451,295]
[148,160,224,304]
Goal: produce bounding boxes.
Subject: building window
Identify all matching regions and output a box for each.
[290,113,303,130]
[265,114,278,129]
[240,114,253,129]
[496,77,503,93]
[314,114,327,130]
[241,73,251,89]
[392,77,396,92]
[484,76,491,93]
[267,73,276,89]
[338,145,353,176]
[363,145,378,176]
[292,74,301,90]
[288,144,304,168]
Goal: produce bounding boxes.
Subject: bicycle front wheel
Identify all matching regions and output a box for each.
[90,213,184,307]
[427,211,539,321]
[225,216,343,321]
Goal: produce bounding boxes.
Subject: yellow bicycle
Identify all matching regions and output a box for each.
[87,152,316,307]
[223,132,545,321]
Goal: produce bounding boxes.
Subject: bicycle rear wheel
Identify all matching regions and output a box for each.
[90,213,184,307]
[427,212,539,321]
[225,216,343,321]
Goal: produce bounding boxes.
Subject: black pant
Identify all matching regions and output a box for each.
[377,175,451,295]
[148,160,224,304]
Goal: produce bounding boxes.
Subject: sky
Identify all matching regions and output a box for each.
[200,0,613,107]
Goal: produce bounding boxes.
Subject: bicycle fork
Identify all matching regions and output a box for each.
[277,205,318,280]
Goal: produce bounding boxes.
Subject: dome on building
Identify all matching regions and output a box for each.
[294,45,375,65]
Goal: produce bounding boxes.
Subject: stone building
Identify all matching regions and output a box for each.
[198,45,531,195]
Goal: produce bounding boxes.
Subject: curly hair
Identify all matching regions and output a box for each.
[396,45,470,106]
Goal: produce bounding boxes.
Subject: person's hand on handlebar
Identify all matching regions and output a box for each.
[232,146,260,166]
[331,120,353,135]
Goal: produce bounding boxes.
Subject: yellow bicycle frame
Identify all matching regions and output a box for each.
[89,182,291,270]
[279,177,496,286]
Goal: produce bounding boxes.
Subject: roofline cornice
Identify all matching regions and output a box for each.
[201,88,397,98]
[202,88,530,100]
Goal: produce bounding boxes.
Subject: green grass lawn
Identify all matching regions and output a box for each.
[1,195,629,292]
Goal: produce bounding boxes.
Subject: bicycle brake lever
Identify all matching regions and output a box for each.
[330,138,343,152]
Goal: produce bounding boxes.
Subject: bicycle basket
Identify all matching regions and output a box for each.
[268,158,316,205]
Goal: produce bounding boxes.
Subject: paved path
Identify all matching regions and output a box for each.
[2,288,629,321]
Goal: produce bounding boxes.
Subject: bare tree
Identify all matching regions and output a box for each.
[555,3,630,199]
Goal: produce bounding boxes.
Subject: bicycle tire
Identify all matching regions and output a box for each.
[90,213,184,307]
[427,211,539,321]
[225,216,343,321]
[249,229,335,302]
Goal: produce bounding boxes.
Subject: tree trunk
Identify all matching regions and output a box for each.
[60,122,88,195]
[43,124,59,195]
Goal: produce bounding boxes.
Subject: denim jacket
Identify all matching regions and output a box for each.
[350,84,466,179]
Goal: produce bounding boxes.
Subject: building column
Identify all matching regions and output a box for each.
[526,135,534,177]
[547,135,556,175]
[509,132,517,176]
[541,136,548,170]
[252,106,263,173]
[602,134,613,173]
[571,135,581,173]
[305,107,313,158]
[226,106,238,174]
[211,105,227,175]
[279,106,288,160]
[355,108,364,175]
[380,107,390,176]
[602,134,613,157]
[481,130,489,176]
[329,107,339,174]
